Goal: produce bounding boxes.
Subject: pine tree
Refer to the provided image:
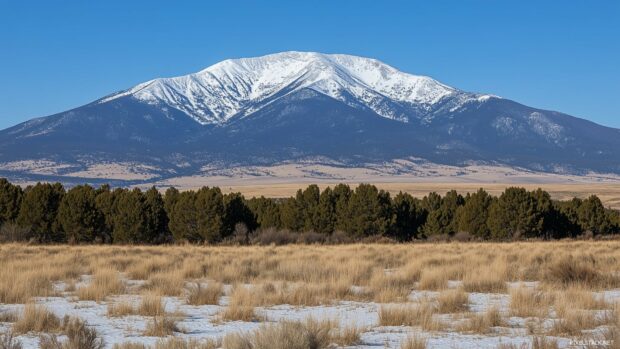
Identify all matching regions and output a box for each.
[95,186,118,241]
[333,184,352,232]
[487,187,546,239]
[300,185,320,232]
[392,192,424,241]
[57,185,104,243]
[422,190,464,237]
[247,196,281,229]
[223,192,257,238]
[112,188,148,244]
[577,195,613,235]
[344,184,392,237]
[0,178,23,226]
[143,187,171,243]
[168,191,201,242]
[195,186,226,243]
[16,182,65,242]
[163,187,180,217]
[314,187,336,234]
[456,188,493,238]
[279,194,303,231]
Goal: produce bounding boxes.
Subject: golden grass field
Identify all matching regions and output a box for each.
[1,241,620,348]
[213,182,620,210]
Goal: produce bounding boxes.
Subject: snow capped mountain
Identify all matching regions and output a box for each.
[101,51,490,124]
[1,51,620,184]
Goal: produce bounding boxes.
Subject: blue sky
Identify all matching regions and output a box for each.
[1,1,619,129]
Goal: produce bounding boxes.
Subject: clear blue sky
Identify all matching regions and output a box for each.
[1,1,619,129]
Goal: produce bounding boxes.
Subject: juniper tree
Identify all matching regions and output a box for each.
[0,178,22,226]
[57,185,105,243]
[247,196,281,229]
[422,190,464,237]
[16,182,65,242]
[391,192,424,241]
[456,189,493,238]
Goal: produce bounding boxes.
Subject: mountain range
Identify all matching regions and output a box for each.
[1,51,619,185]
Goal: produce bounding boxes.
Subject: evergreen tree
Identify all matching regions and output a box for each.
[391,192,424,241]
[168,191,201,242]
[16,182,65,242]
[279,195,303,231]
[195,186,226,243]
[577,195,614,235]
[95,186,118,241]
[163,187,180,217]
[57,185,105,243]
[144,187,171,243]
[333,184,352,232]
[247,197,281,229]
[421,192,442,212]
[112,188,148,244]
[299,185,321,232]
[487,187,546,239]
[223,192,257,237]
[422,190,464,237]
[0,178,23,226]
[456,189,493,238]
[343,184,392,237]
[314,187,337,234]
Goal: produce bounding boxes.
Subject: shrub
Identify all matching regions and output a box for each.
[12,304,62,334]
[139,294,165,316]
[0,223,30,243]
[400,335,427,349]
[39,317,105,349]
[251,228,297,245]
[222,318,332,349]
[143,316,180,337]
[437,288,469,313]
[187,282,223,306]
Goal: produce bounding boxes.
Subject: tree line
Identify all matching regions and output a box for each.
[0,178,618,244]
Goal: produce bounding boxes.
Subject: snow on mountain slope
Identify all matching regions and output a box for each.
[101,51,490,124]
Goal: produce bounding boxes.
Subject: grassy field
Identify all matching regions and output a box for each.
[212,182,620,210]
[1,241,620,348]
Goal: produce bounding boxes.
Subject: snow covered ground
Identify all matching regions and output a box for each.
[2,279,615,349]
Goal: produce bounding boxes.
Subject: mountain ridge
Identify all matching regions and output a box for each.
[1,51,619,185]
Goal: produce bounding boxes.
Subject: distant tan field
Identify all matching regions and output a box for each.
[2,241,620,348]
[210,182,620,210]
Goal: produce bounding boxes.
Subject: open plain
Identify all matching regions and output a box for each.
[2,241,620,348]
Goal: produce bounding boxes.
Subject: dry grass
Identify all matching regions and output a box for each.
[330,325,362,346]
[221,318,333,349]
[143,316,181,337]
[462,267,508,294]
[400,334,427,349]
[77,268,125,301]
[418,269,449,291]
[509,286,553,318]
[378,303,443,331]
[3,241,620,346]
[437,288,469,313]
[549,309,600,336]
[139,294,166,316]
[457,306,503,334]
[12,304,62,334]
[187,282,223,306]
[107,301,135,317]
[39,316,105,349]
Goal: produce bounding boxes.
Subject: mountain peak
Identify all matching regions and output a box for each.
[102,51,472,124]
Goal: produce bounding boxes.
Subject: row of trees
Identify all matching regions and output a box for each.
[0,178,618,244]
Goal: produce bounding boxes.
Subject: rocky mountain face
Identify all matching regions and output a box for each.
[1,51,619,184]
